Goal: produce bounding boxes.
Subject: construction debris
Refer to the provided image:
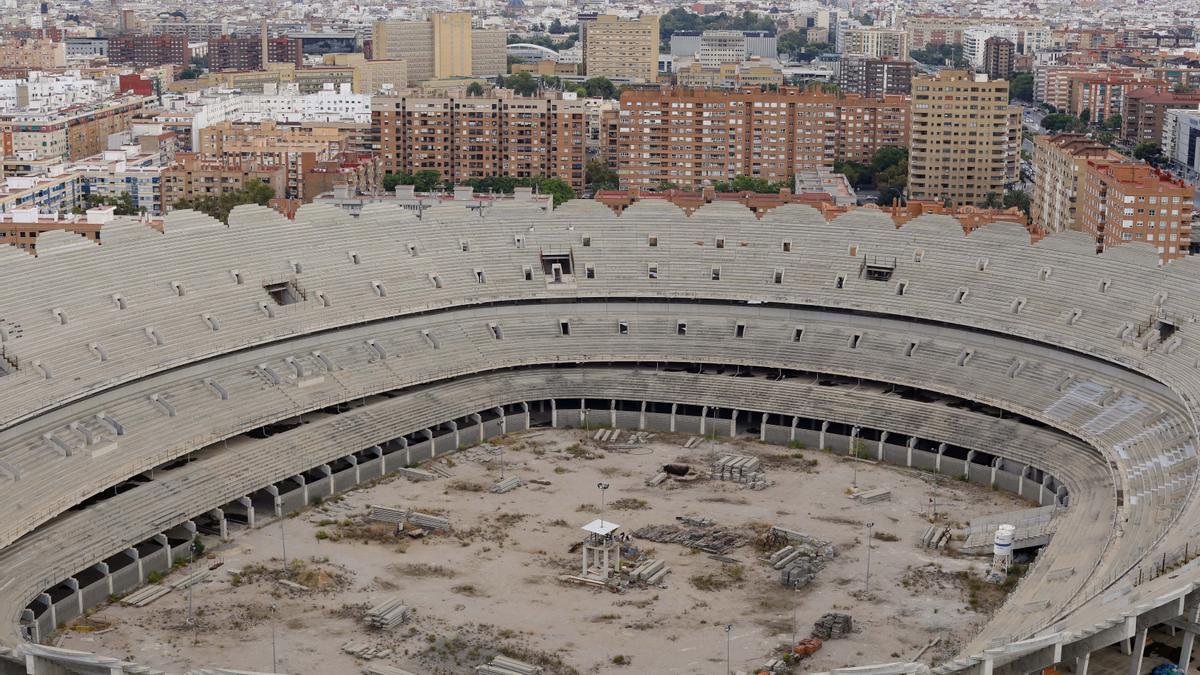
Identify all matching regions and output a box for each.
[491,476,524,494]
[170,570,208,590]
[629,558,671,584]
[341,640,393,660]
[850,488,892,504]
[367,506,451,532]
[278,579,309,592]
[475,655,545,675]
[633,523,747,554]
[457,444,504,463]
[406,511,450,531]
[711,453,770,490]
[362,665,421,675]
[645,472,668,487]
[120,584,170,607]
[683,436,702,449]
[765,528,838,588]
[368,505,407,524]
[812,613,853,640]
[920,524,953,549]
[397,467,437,482]
[364,597,412,630]
[429,463,454,478]
[677,515,714,527]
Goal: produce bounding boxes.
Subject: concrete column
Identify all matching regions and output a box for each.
[1040,474,1052,506]
[579,399,586,429]
[37,593,53,636]
[760,413,769,442]
[396,436,409,468]
[936,442,947,472]
[472,412,483,442]
[965,450,975,479]
[93,562,112,596]
[153,533,171,567]
[1129,627,1147,675]
[66,577,81,616]
[699,406,708,436]
[730,409,738,437]
[1179,603,1200,669]
[494,407,506,436]
[1075,651,1090,675]
[990,459,999,487]
[609,400,617,428]
[877,431,888,461]
[296,474,308,506]
[906,437,916,467]
[819,420,829,450]
[126,547,142,581]
[210,508,228,540]
[239,496,255,528]
[447,420,459,450]
[267,485,282,517]
[850,426,861,457]
[20,608,36,643]
[639,401,647,430]
[1018,465,1029,498]
[551,399,558,427]
[670,403,678,433]
[321,464,334,496]
[789,416,799,443]
[521,401,530,430]
[347,455,359,486]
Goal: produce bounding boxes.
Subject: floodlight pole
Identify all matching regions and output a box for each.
[865,522,875,593]
[725,623,732,674]
[270,603,278,672]
[597,482,610,529]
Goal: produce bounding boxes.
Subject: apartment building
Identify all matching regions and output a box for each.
[0,96,150,162]
[0,172,82,213]
[108,35,191,67]
[1070,73,1168,122]
[841,27,909,61]
[675,61,783,89]
[617,88,909,189]
[982,37,1016,80]
[670,31,778,62]
[905,15,1046,50]
[161,152,285,211]
[371,92,587,192]
[1077,160,1192,262]
[1163,109,1200,175]
[838,57,913,97]
[908,71,1021,207]
[584,14,660,83]
[208,36,301,71]
[0,37,65,70]
[1031,133,1122,234]
[1122,88,1200,145]
[372,13,505,83]
[71,147,166,215]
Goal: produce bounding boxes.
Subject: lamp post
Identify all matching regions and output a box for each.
[280,515,288,572]
[270,603,278,672]
[597,482,610,528]
[725,623,732,674]
[865,521,875,593]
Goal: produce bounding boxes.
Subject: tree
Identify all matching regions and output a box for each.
[859,13,874,25]
[585,158,619,190]
[466,81,485,96]
[1041,112,1082,132]
[983,192,1002,208]
[1173,82,1197,94]
[1078,108,1091,125]
[172,179,274,223]
[658,7,776,48]
[777,30,808,61]
[713,175,786,193]
[1103,113,1122,131]
[83,191,142,215]
[533,177,574,207]
[1003,189,1031,217]
[502,71,539,96]
[1008,72,1034,102]
[833,147,907,201]
[1133,141,1164,165]
[911,44,966,67]
[583,76,616,99]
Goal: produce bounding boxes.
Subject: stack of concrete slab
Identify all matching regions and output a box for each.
[364,597,412,629]
[850,488,892,504]
[363,665,421,675]
[767,528,837,588]
[678,516,714,527]
[170,570,208,590]
[645,471,668,487]
[812,613,853,639]
[629,558,671,584]
[920,525,952,549]
[430,463,454,478]
[711,453,769,490]
[398,467,436,482]
[491,476,524,494]
[407,511,450,531]
[459,444,504,462]
[683,437,703,449]
[475,655,544,674]
[633,524,747,554]
[368,505,408,524]
[120,584,171,607]
[342,640,394,659]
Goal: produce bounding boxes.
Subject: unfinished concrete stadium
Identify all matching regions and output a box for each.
[1,197,1199,675]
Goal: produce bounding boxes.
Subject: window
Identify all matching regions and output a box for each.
[618,320,629,335]
[782,241,792,253]
[716,237,725,249]
[290,260,302,274]
[474,269,485,284]
[372,281,386,297]
[835,274,845,289]
[905,341,918,357]
[1099,279,1111,294]
[677,321,687,336]
[896,280,908,296]
[523,266,534,281]
[977,258,989,272]
[792,326,804,342]
[913,249,924,263]
[582,236,592,247]
[1011,297,1026,314]
[460,240,470,252]
[514,235,524,248]
[954,287,968,304]
[648,234,658,247]
[648,264,659,279]
[430,273,442,289]
[734,322,746,339]
[559,320,571,336]
[958,349,974,366]
[585,265,595,279]
[849,333,862,349]
[348,251,360,265]
[489,323,503,340]
[711,267,721,281]
[773,269,784,284]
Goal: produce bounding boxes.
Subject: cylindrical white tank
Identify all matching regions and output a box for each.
[993,524,1015,557]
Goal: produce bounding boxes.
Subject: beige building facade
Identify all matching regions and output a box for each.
[584,14,660,83]
[1031,133,1122,234]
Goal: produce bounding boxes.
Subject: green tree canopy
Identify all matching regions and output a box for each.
[466,81,485,96]
[582,76,617,99]
[1041,112,1083,132]
[1003,189,1031,216]
[585,158,619,191]
[461,175,574,206]
[80,191,142,215]
[1008,72,1034,102]
[501,71,539,96]
[713,175,787,194]
[172,179,274,223]
[911,43,966,67]
[1133,141,1164,164]
[658,8,776,47]
[383,170,443,193]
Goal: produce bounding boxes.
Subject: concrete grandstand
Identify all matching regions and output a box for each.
[0,196,1198,674]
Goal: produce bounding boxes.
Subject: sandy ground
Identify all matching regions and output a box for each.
[59,429,1034,674]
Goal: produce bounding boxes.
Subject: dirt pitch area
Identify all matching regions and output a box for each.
[58,429,1034,674]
